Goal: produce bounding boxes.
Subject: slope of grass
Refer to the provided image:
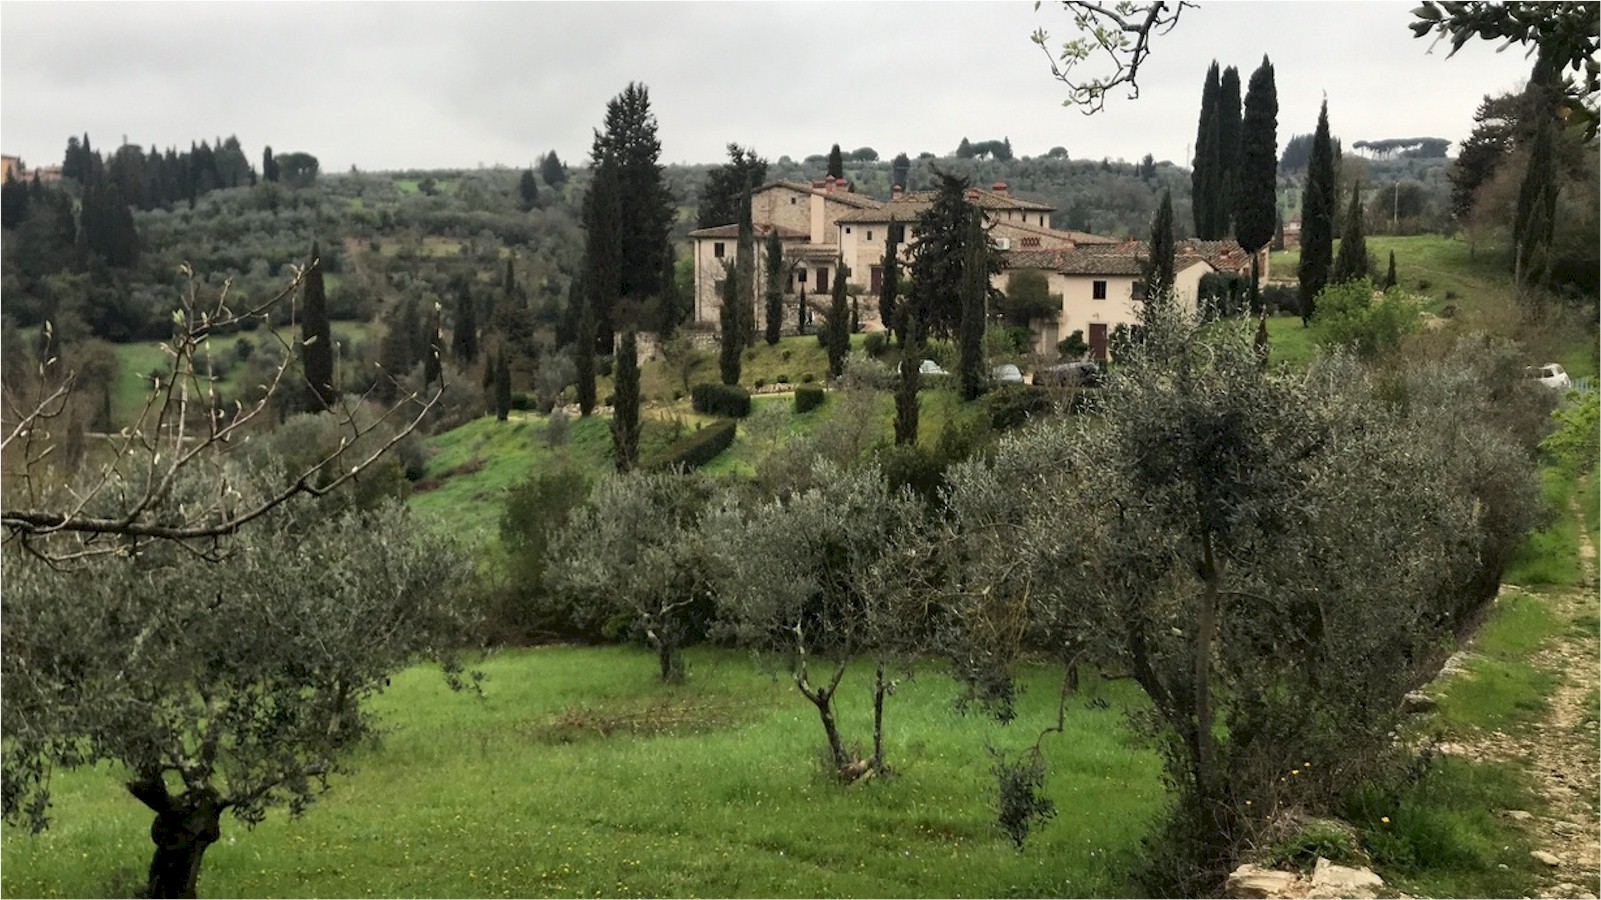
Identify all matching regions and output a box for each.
[0,648,1165,899]
[1504,466,1586,588]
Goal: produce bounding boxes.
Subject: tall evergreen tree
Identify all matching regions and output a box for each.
[300,242,336,411]
[1299,100,1337,325]
[611,328,640,472]
[493,349,512,422]
[719,265,743,386]
[583,83,674,350]
[796,284,808,336]
[1191,62,1223,238]
[422,301,442,389]
[1512,49,1562,291]
[891,152,911,190]
[1332,182,1369,284]
[894,303,922,446]
[696,143,767,229]
[1383,250,1398,289]
[878,222,901,344]
[519,168,539,211]
[957,212,989,402]
[909,171,1000,340]
[378,296,423,402]
[1,171,30,230]
[1235,55,1279,307]
[826,258,850,379]
[1146,190,1176,302]
[1216,65,1243,233]
[262,146,279,183]
[575,288,597,416]
[764,228,785,346]
[735,185,757,344]
[452,277,478,364]
[827,143,844,179]
[540,150,568,187]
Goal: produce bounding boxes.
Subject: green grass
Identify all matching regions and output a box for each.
[1504,466,1586,588]
[1433,591,1561,733]
[1342,756,1544,899]
[0,648,1165,898]
[1262,315,1319,369]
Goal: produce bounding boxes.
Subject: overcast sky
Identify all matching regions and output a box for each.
[1,1,1538,175]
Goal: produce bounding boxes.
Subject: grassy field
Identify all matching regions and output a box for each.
[0,649,1166,899]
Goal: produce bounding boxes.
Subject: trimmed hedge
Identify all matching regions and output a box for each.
[985,384,1054,431]
[794,385,826,414]
[691,383,752,418]
[645,420,737,472]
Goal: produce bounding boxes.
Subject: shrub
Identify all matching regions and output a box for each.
[863,332,888,357]
[691,382,752,418]
[545,409,571,448]
[801,373,816,384]
[754,378,766,389]
[984,384,1054,431]
[775,373,790,385]
[645,420,737,471]
[781,349,792,361]
[794,385,826,414]
[509,392,536,411]
[1311,278,1421,360]
[1260,284,1300,316]
[1057,330,1089,360]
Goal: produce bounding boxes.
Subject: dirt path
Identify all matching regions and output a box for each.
[1447,501,1600,899]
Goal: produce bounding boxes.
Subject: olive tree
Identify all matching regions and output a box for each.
[940,305,1532,890]
[2,480,476,899]
[709,460,930,776]
[545,471,721,682]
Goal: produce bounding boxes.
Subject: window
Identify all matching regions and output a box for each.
[867,230,874,241]
[713,242,725,259]
[1092,280,1108,300]
[790,197,797,204]
[845,227,852,235]
[796,268,807,284]
[816,267,830,294]
[1039,215,1046,226]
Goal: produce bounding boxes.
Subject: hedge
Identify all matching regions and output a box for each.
[794,385,826,414]
[691,383,752,418]
[645,420,738,472]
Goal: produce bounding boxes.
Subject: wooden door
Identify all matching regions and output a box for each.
[1089,323,1108,361]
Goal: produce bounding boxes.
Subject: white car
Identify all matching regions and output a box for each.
[1526,363,1572,390]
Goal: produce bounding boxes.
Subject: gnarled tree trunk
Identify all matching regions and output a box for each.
[128,774,223,900]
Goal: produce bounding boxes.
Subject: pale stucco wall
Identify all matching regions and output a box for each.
[1021,260,1211,357]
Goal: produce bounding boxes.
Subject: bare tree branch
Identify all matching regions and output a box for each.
[1032,0,1197,114]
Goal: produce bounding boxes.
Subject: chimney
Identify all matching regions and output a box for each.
[812,178,828,190]
[992,181,1008,195]
[965,188,980,201]
[891,184,903,200]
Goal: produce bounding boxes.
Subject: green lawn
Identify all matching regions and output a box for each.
[0,648,1165,899]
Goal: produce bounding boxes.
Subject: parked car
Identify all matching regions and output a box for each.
[1524,363,1572,391]
[990,363,1024,384]
[919,359,948,375]
[1033,361,1105,388]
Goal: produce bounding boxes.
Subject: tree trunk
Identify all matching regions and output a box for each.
[1193,533,1222,800]
[808,689,849,770]
[872,662,887,770]
[128,777,222,900]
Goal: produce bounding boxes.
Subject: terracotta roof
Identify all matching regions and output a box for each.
[751,179,885,210]
[1176,239,1253,273]
[690,223,809,240]
[835,188,1053,223]
[1005,242,1219,277]
[992,218,1120,246]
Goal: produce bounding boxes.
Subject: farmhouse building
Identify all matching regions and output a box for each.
[690,178,1261,360]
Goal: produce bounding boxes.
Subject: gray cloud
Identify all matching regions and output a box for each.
[1,1,1536,173]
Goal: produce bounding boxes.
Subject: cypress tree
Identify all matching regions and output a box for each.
[1512,49,1561,291]
[1299,100,1337,325]
[891,152,911,191]
[894,305,922,446]
[796,284,808,336]
[957,212,989,402]
[879,221,901,344]
[1146,190,1176,302]
[452,277,478,364]
[1191,62,1222,238]
[764,228,785,346]
[262,146,278,183]
[1236,56,1279,307]
[494,349,512,422]
[719,266,742,386]
[735,186,757,344]
[301,242,336,411]
[827,143,844,179]
[826,258,850,379]
[540,150,567,187]
[519,168,539,211]
[423,301,442,388]
[1216,66,1243,234]
[1383,250,1397,289]
[611,328,640,472]
[576,288,597,416]
[1333,182,1369,284]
